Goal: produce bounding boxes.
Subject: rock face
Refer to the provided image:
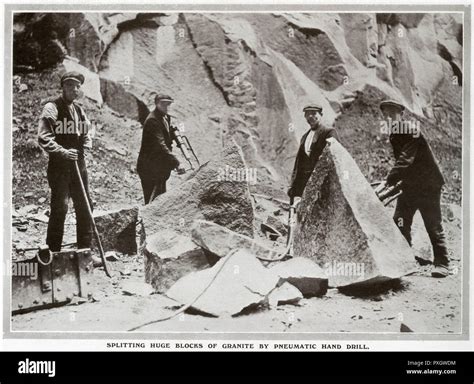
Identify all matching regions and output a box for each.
[166,249,281,317]
[13,12,462,204]
[191,220,283,262]
[140,142,255,239]
[144,229,210,293]
[66,13,139,72]
[293,139,417,287]
[93,206,138,255]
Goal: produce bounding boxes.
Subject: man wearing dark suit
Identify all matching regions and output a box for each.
[288,103,339,199]
[137,94,184,204]
[379,99,449,278]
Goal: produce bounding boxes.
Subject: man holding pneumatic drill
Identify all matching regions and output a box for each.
[379,99,450,278]
[137,94,186,205]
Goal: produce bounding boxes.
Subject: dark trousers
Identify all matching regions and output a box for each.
[139,173,169,205]
[393,187,449,266]
[46,159,93,252]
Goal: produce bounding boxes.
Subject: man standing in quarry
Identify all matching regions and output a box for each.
[137,94,185,204]
[37,71,93,253]
[379,99,450,278]
[287,103,339,199]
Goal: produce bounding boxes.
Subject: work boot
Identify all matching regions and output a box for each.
[431,264,449,278]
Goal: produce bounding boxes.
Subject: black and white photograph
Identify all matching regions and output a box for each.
[1,2,471,356]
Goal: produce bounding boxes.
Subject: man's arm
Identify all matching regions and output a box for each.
[288,146,303,198]
[386,136,419,185]
[327,127,339,141]
[79,106,92,150]
[37,102,69,158]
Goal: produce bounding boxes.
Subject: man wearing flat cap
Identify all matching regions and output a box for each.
[137,94,184,204]
[379,99,449,278]
[37,71,94,252]
[288,103,339,199]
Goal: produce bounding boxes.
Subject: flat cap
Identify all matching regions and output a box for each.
[155,94,174,103]
[379,99,405,111]
[60,71,84,86]
[303,103,323,113]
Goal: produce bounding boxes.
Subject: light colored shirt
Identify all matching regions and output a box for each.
[304,129,319,156]
[162,114,170,135]
[38,100,92,158]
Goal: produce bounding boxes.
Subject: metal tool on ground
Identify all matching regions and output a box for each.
[12,248,94,314]
[373,180,403,206]
[73,161,111,277]
[285,196,301,257]
[170,124,200,171]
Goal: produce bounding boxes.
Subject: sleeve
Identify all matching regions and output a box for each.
[148,118,179,167]
[37,102,69,158]
[80,107,92,150]
[327,128,339,141]
[288,146,302,198]
[386,136,420,185]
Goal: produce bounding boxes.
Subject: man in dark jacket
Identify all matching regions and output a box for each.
[288,103,339,199]
[38,71,93,252]
[379,99,449,278]
[137,94,184,204]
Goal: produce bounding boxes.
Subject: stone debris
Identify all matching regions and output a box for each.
[144,229,210,293]
[119,267,132,276]
[93,206,138,255]
[105,251,121,262]
[26,212,50,223]
[66,296,88,306]
[166,249,281,317]
[400,323,414,333]
[268,282,303,307]
[121,282,155,297]
[260,222,282,241]
[265,215,288,237]
[192,220,284,262]
[17,204,39,216]
[270,257,328,297]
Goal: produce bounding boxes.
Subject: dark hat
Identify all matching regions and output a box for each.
[60,71,85,86]
[303,103,323,113]
[379,99,405,111]
[155,94,174,103]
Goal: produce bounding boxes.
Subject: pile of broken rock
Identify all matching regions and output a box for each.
[138,140,417,318]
